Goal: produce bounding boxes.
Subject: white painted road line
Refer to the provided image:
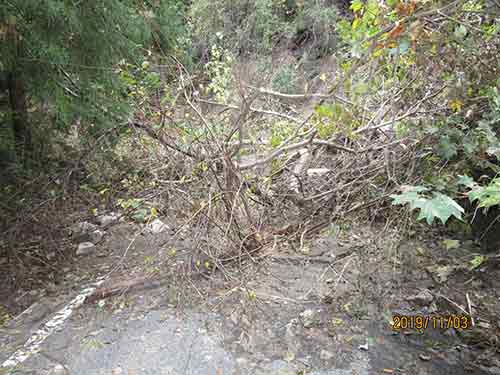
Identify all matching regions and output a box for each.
[1,277,106,371]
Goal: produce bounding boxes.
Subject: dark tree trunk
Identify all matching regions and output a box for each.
[8,72,31,159]
[6,20,31,163]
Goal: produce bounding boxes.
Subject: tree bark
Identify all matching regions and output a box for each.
[8,72,31,159]
[6,19,31,163]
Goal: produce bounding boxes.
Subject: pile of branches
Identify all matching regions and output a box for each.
[126,56,443,266]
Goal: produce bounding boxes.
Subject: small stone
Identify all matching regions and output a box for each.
[299,309,321,328]
[96,213,118,226]
[358,343,369,351]
[76,242,96,256]
[236,357,249,366]
[407,289,434,306]
[48,364,69,375]
[89,229,105,244]
[147,218,169,234]
[70,221,98,237]
[46,252,56,260]
[320,349,335,361]
[419,354,431,361]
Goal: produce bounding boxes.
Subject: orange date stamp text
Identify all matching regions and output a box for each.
[392,314,472,331]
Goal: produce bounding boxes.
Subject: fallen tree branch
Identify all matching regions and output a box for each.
[236,138,356,170]
[196,98,302,124]
[246,85,354,106]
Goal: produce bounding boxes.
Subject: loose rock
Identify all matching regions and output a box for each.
[299,309,321,328]
[69,221,98,241]
[96,212,119,226]
[146,218,169,234]
[89,229,105,244]
[407,289,434,306]
[320,349,335,361]
[48,364,69,375]
[77,242,97,256]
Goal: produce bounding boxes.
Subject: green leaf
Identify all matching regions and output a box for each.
[390,185,429,207]
[131,208,148,222]
[469,255,486,270]
[350,0,364,12]
[457,175,476,189]
[462,138,477,156]
[414,193,464,225]
[398,39,410,55]
[315,104,334,118]
[442,239,460,250]
[392,187,464,225]
[486,145,500,158]
[438,136,458,160]
[468,178,500,208]
[454,25,467,39]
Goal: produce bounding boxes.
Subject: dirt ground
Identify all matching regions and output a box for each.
[1,213,499,374]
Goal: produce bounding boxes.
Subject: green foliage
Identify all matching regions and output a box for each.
[459,175,500,210]
[271,65,298,94]
[313,103,358,139]
[391,186,464,225]
[0,0,187,156]
[293,3,338,54]
[270,120,294,147]
[469,255,486,270]
[430,86,500,166]
[188,0,340,56]
[188,0,286,54]
[0,305,11,327]
[205,42,234,103]
[336,0,499,232]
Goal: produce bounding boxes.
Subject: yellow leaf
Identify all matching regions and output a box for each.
[319,73,327,82]
[150,207,158,218]
[449,99,463,112]
[352,18,360,30]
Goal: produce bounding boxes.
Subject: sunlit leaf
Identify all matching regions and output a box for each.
[470,255,486,270]
[442,239,460,250]
[350,0,364,12]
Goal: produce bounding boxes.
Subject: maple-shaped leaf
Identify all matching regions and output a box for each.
[391,187,464,225]
[413,193,464,225]
[457,175,476,189]
[469,178,500,208]
[391,185,428,210]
